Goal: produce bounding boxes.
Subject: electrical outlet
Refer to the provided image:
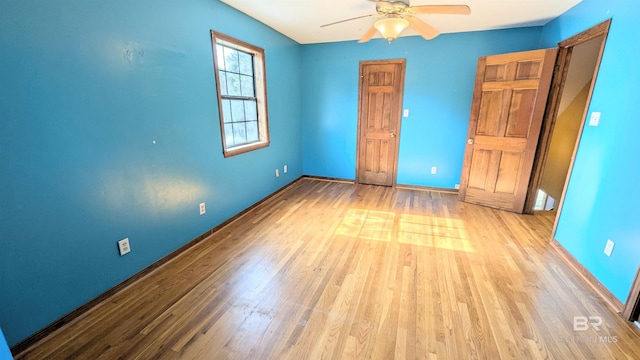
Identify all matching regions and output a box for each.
[275,169,279,177]
[431,167,437,175]
[118,238,131,256]
[604,239,615,257]
[403,109,409,117]
[199,202,206,215]
[284,165,288,174]
[455,184,460,189]
[589,112,601,126]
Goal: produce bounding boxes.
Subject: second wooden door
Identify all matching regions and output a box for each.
[459,48,558,213]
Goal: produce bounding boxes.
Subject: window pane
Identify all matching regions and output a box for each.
[216,44,226,71]
[223,47,239,72]
[224,123,234,146]
[226,73,241,96]
[221,99,232,123]
[240,75,254,97]
[233,123,247,144]
[230,100,245,122]
[246,121,259,142]
[218,71,228,96]
[239,52,253,75]
[244,100,257,121]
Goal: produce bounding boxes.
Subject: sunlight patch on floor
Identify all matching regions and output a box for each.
[398,214,474,252]
[335,209,474,252]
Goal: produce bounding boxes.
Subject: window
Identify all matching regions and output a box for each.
[211,31,269,157]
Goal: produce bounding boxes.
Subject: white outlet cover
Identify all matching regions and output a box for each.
[275,169,280,177]
[589,112,601,126]
[403,109,409,117]
[118,238,131,256]
[604,239,614,257]
[284,165,288,173]
[431,167,437,174]
[199,202,206,215]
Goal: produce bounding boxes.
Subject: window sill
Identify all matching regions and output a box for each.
[223,141,270,158]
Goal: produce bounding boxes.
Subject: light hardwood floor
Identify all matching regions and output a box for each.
[16,178,640,359]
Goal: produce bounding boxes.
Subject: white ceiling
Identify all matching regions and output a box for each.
[220,0,582,44]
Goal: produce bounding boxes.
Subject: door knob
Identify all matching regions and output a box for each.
[467,138,474,145]
[390,132,396,137]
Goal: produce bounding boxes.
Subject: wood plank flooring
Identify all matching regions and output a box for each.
[16,178,640,359]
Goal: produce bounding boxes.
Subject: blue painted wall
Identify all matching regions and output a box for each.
[301,28,542,187]
[0,328,12,360]
[540,0,640,302]
[0,0,302,347]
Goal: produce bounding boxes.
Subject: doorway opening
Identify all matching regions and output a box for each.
[530,33,605,213]
[623,266,640,323]
[525,20,611,230]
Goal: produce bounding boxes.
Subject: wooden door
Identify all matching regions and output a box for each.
[356,59,405,186]
[459,48,557,213]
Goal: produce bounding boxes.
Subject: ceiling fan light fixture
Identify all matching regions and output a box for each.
[374,17,409,43]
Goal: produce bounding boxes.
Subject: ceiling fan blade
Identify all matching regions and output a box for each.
[359,26,378,43]
[321,14,375,28]
[409,5,471,15]
[406,16,440,40]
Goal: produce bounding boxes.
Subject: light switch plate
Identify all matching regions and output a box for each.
[589,112,601,126]
[604,239,614,257]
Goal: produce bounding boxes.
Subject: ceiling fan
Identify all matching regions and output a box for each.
[321,0,471,43]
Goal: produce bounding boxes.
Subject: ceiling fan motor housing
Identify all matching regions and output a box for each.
[376,0,411,15]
